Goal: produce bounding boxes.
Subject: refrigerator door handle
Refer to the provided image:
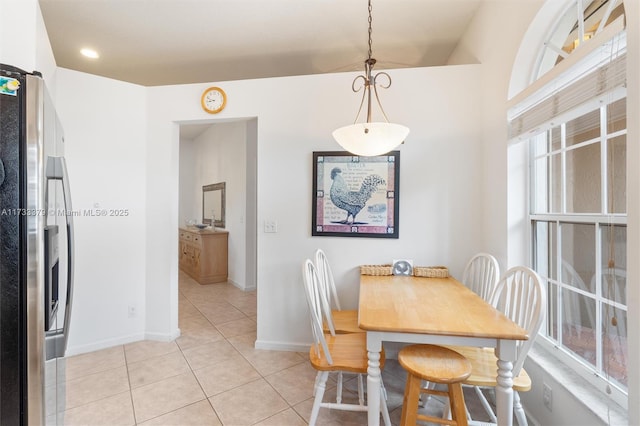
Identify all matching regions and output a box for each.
[45,156,75,359]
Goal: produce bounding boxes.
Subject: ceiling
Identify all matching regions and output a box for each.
[39,0,484,87]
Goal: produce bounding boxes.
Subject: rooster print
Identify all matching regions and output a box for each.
[329,167,386,224]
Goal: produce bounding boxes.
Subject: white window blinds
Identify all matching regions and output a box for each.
[508,31,627,141]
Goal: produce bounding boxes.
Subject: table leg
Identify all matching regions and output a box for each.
[495,340,517,426]
[367,333,383,426]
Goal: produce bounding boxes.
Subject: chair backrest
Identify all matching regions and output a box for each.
[489,266,545,375]
[314,249,341,335]
[315,249,342,310]
[591,267,627,356]
[561,260,596,335]
[302,259,334,365]
[591,267,626,306]
[462,253,500,302]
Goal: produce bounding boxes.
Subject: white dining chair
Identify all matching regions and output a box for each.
[416,252,498,411]
[314,248,362,334]
[301,259,391,426]
[445,266,545,425]
[461,253,500,302]
[561,261,596,344]
[314,249,366,405]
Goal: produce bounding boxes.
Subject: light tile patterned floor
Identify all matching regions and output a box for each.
[52,271,500,425]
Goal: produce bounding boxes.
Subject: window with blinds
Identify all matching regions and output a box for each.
[511,0,627,406]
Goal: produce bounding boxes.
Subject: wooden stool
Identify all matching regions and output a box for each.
[398,344,472,426]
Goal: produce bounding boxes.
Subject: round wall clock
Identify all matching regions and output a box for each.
[201,86,227,114]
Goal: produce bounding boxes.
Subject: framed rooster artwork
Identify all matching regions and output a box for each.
[312,151,400,238]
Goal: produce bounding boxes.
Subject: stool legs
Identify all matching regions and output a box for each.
[398,345,471,426]
[400,373,421,425]
[400,374,468,426]
[448,383,468,426]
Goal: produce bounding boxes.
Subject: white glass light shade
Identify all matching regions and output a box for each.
[332,122,409,157]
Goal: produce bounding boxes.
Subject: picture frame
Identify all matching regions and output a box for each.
[312,151,400,238]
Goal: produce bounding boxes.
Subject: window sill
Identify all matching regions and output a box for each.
[526,342,627,425]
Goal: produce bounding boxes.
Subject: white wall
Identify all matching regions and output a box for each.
[178,138,196,227]
[179,121,248,289]
[1,0,38,71]
[448,0,545,271]
[144,65,484,350]
[1,0,57,90]
[54,68,148,354]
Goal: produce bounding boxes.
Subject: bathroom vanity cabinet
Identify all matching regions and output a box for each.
[179,228,228,284]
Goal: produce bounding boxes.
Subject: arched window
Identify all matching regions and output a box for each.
[509,0,627,408]
[536,0,626,78]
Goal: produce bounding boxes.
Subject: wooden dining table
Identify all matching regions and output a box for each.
[358,274,528,426]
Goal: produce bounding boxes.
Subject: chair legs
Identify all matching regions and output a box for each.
[309,370,391,426]
[463,386,526,425]
[314,371,365,406]
[514,391,528,426]
[336,371,343,403]
[380,382,392,426]
[309,371,329,426]
[474,386,497,423]
[358,374,365,405]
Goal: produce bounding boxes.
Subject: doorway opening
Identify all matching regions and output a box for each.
[177,118,257,291]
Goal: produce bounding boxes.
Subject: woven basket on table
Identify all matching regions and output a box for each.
[360,264,393,276]
[413,266,449,278]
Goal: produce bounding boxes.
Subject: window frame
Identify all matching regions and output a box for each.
[527,93,628,407]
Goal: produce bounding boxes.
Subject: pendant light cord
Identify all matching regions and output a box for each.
[350,0,393,125]
[367,0,373,62]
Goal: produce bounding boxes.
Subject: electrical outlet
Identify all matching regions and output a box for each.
[128,305,137,318]
[542,383,552,411]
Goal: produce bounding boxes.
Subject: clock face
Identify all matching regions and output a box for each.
[201,87,226,114]
[393,260,413,276]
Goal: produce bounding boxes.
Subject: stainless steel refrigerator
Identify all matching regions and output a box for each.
[0,64,75,425]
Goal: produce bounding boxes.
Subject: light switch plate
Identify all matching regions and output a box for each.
[264,220,278,233]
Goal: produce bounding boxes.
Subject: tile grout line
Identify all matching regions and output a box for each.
[180,280,304,425]
[178,285,226,424]
[122,344,140,425]
[180,282,270,425]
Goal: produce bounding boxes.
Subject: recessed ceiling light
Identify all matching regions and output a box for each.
[80,48,99,59]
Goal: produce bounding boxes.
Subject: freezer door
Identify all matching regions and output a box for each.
[25,73,47,426]
[0,66,40,425]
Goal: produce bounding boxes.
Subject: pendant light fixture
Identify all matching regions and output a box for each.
[332,0,409,157]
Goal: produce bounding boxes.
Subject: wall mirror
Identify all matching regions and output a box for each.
[203,182,225,228]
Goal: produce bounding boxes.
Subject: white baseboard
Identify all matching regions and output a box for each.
[65,332,145,357]
[228,278,256,291]
[64,328,181,357]
[145,328,181,342]
[254,339,309,352]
